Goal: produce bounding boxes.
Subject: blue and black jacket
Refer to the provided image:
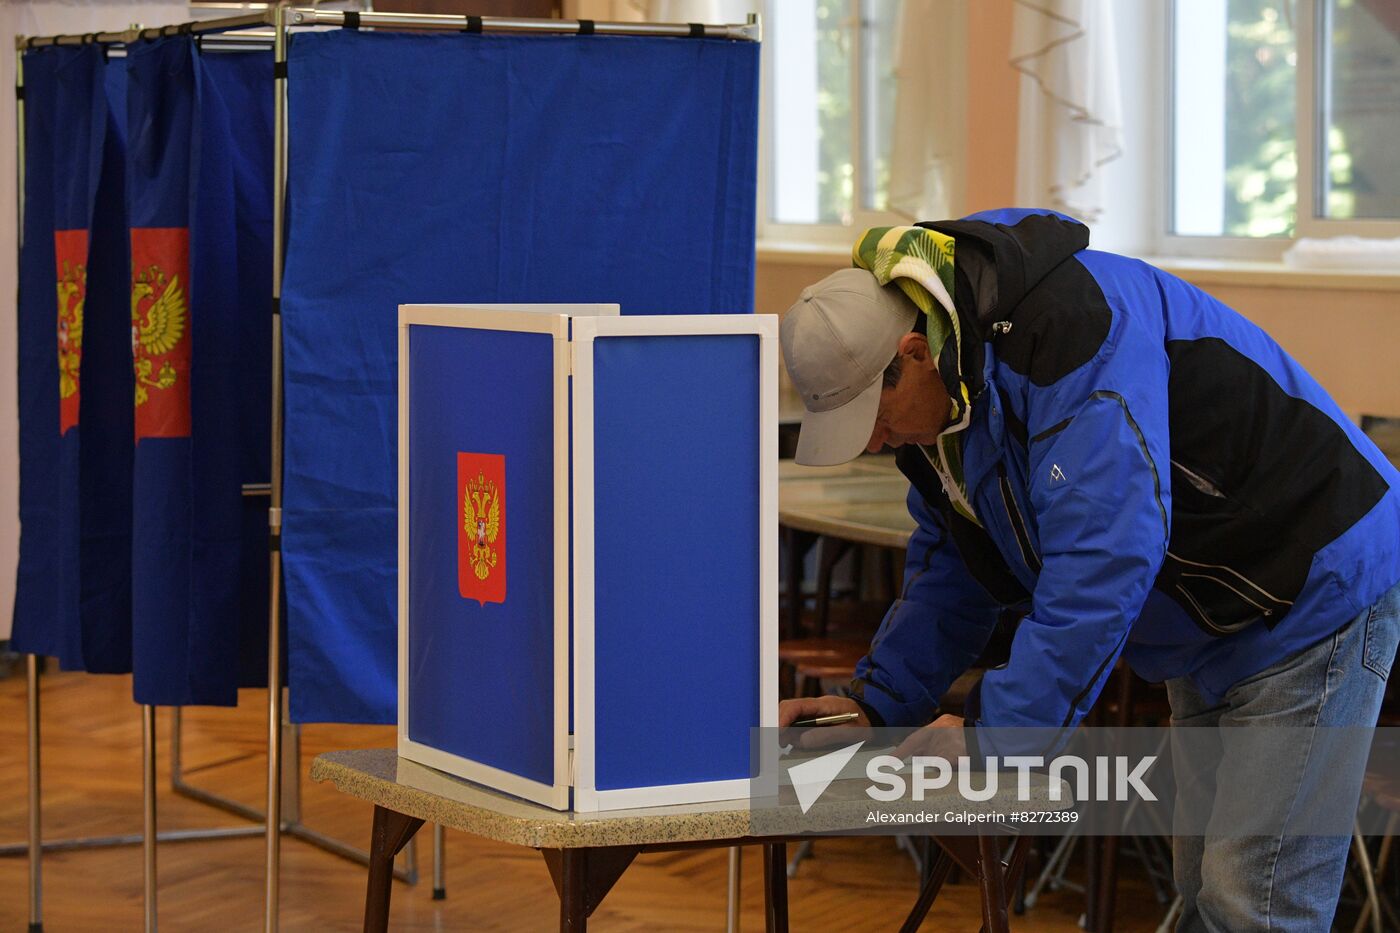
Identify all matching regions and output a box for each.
[848,208,1400,757]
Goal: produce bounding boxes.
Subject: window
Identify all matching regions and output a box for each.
[1319,0,1400,220]
[1169,0,1400,250]
[759,0,901,243]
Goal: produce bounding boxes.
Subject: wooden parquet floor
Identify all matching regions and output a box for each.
[0,668,1167,932]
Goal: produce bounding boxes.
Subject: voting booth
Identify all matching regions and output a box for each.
[398,304,778,811]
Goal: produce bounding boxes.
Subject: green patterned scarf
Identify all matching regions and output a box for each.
[853,226,979,525]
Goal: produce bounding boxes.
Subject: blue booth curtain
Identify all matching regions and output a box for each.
[125,38,272,705]
[281,31,760,723]
[12,46,133,673]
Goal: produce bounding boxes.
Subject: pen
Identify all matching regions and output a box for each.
[790,712,860,727]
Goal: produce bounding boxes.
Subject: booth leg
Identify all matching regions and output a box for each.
[14,52,33,933]
[265,8,289,928]
[726,846,741,933]
[142,704,158,933]
[170,706,268,825]
[432,824,446,899]
[264,552,285,933]
[9,695,260,861]
[283,715,301,824]
[27,655,42,933]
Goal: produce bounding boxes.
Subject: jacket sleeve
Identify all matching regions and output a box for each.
[846,486,1005,727]
[965,317,1172,761]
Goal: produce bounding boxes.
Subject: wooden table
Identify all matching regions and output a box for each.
[312,748,1069,932]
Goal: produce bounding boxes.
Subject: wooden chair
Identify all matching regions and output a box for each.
[1351,762,1400,933]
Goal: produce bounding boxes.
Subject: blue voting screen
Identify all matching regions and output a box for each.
[282,30,759,723]
[407,324,557,786]
[589,334,761,791]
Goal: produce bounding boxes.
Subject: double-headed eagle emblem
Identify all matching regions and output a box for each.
[56,259,86,402]
[463,470,501,580]
[130,264,186,406]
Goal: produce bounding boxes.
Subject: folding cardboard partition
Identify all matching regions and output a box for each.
[398,304,777,811]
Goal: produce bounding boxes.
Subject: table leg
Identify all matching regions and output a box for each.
[1096,835,1121,933]
[363,806,424,933]
[783,528,815,640]
[1089,663,1136,933]
[1004,835,1033,904]
[542,845,638,930]
[560,848,587,932]
[1084,827,1100,929]
[763,842,789,933]
[977,835,1009,933]
[899,848,955,933]
[813,537,853,638]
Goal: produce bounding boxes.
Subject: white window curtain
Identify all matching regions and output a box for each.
[1010,0,1124,223]
[1,0,187,641]
[887,0,966,221]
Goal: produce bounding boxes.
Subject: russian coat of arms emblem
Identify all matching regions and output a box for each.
[54,230,88,435]
[463,471,501,581]
[130,264,186,407]
[130,228,192,439]
[457,452,507,605]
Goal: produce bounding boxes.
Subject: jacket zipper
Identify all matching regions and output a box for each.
[1166,551,1294,613]
[1171,460,1227,499]
[917,442,977,521]
[1173,584,1253,636]
[998,465,1042,574]
[1180,572,1273,615]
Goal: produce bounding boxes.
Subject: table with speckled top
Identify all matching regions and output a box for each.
[312,748,1071,932]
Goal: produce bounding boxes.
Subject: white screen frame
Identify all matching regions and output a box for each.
[570,313,779,812]
[397,303,615,810]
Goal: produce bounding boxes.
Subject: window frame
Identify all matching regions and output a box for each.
[1301,0,1400,238]
[755,0,909,248]
[1162,0,1400,259]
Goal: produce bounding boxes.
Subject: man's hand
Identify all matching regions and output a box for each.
[778,696,871,750]
[893,714,967,760]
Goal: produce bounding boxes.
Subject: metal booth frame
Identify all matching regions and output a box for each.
[13,6,761,932]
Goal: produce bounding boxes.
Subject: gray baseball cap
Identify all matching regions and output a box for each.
[781,268,919,466]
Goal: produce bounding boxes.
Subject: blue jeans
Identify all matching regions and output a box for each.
[1166,580,1400,933]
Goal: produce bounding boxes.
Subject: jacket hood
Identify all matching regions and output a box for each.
[918,208,1090,397]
